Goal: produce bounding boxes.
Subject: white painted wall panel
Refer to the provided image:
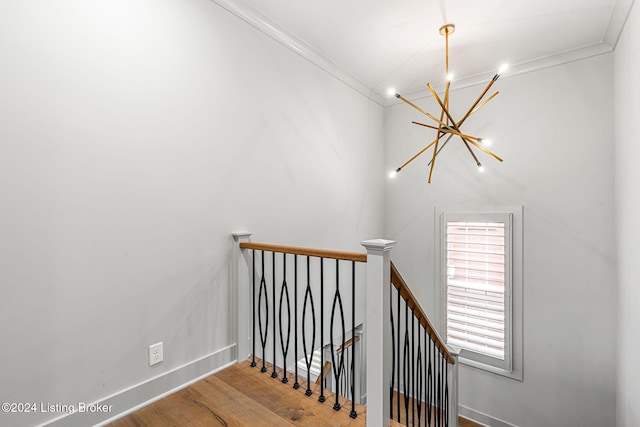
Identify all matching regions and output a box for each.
[0,1,384,426]
[384,55,616,427]
[614,2,640,426]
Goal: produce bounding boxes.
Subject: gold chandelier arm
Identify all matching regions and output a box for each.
[412,121,482,141]
[460,137,482,166]
[470,91,499,117]
[427,133,455,167]
[397,137,440,171]
[442,82,450,126]
[412,121,441,131]
[464,137,504,162]
[444,82,451,125]
[395,94,447,127]
[456,78,498,128]
[428,147,438,182]
[427,83,458,130]
[428,132,445,183]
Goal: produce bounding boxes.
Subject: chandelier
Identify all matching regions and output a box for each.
[391,24,506,183]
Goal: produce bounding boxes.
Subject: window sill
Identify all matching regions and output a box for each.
[458,355,523,381]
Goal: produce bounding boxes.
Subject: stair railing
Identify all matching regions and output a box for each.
[233,233,457,427]
[390,262,460,427]
[233,234,369,419]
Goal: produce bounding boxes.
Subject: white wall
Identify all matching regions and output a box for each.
[614,1,640,426]
[0,1,384,426]
[384,55,616,426]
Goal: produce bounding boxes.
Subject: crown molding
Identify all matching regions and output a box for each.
[211,0,633,108]
[603,0,636,48]
[388,41,614,105]
[209,0,386,106]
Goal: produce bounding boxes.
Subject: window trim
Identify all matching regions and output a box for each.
[435,206,523,381]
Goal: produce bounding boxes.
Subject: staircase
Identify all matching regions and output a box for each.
[232,233,459,427]
[107,233,472,427]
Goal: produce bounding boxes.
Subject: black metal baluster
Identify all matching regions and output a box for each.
[272,252,277,378]
[443,355,447,427]
[251,250,256,367]
[258,251,268,373]
[302,256,316,396]
[443,355,447,426]
[436,347,442,427]
[412,309,415,425]
[397,285,401,423]
[403,302,409,424]
[344,347,350,397]
[445,360,449,427]
[427,338,433,426]
[437,352,442,427]
[441,347,445,427]
[437,350,440,427]
[279,253,291,384]
[350,261,357,419]
[416,321,419,427]
[294,255,300,389]
[330,259,346,411]
[319,258,326,403]
[390,281,395,421]
[424,328,428,427]
[418,323,421,427]
[436,344,440,427]
[341,350,346,393]
[438,349,444,427]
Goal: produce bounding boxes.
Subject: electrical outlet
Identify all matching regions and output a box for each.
[149,342,163,366]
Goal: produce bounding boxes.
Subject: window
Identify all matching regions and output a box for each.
[436,207,523,380]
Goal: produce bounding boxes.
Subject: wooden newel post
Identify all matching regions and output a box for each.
[361,239,396,427]
[232,231,252,363]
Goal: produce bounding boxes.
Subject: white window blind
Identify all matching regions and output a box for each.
[444,216,511,364]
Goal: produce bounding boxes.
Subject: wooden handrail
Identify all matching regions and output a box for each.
[316,361,332,385]
[315,336,361,385]
[239,242,367,263]
[337,335,360,353]
[238,240,451,363]
[391,262,455,364]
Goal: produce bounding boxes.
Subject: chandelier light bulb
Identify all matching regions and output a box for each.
[479,138,492,147]
[387,88,397,97]
[498,63,509,74]
[388,170,398,178]
[478,164,485,173]
[447,72,454,82]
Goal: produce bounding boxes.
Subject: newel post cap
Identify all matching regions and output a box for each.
[447,345,462,357]
[361,239,397,253]
[232,231,252,242]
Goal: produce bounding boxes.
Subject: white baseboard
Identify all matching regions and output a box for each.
[459,405,518,427]
[39,344,237,427]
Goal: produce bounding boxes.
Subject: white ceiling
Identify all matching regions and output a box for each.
[213,0,634,104]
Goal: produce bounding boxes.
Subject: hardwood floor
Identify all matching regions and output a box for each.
[459,418,482,427]
[109,360,365,427]
[108,360,482,427]
[390,391,482,427]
